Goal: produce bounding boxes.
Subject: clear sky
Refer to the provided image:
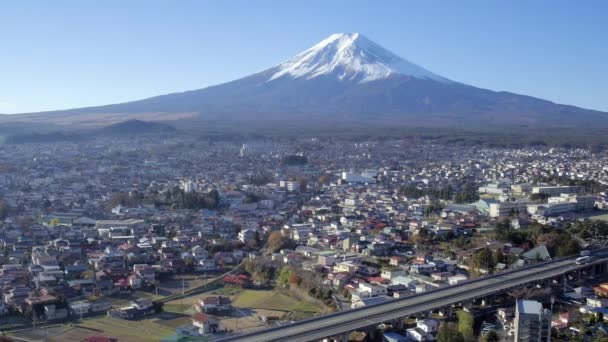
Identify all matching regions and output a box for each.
[1,0,607,114]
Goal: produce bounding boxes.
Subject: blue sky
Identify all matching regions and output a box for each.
[1,0,607,114]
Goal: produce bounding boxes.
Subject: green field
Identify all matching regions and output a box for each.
[588,214,608,222]
[77,316,175,342]
[232,289,322,314]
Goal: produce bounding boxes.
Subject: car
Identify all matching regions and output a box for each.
[576,256,594,264]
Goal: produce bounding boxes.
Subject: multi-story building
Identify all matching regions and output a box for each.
[180,180,197,193]
[514,299,551,342]
[489,200,530,217]
[531,186,581,196]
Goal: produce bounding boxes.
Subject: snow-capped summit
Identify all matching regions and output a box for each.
[268,33,450,83]
[9,32,605,131]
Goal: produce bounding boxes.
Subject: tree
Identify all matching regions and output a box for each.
[438,322,465,342]
[593,331,608,342]
[244,259,274,285]
[277,267,291,287]
[555,237,581,257]
[244,193,262,204]
[457,310,475,341]
[265,231,295,254]
[481,331,500,342]
[81,270,95,280]
[288,273,302,286]
[495,249,506,264]
[106,192,139,209]
[249,172,273,186]
[471,248,496,273]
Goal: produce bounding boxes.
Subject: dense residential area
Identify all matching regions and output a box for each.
[0,137,608,341]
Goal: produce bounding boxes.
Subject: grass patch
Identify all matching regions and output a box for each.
[163,303,194,314]
[210,287,242,296]
[77,316,174,342]
[588,214,608,222]
[134,290,164,301]
[232,289,323,314]
[292,301,322,313]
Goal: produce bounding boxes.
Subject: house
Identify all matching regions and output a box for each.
[327,272,351,288]
[238,229,257,243]
[196,296,232,313]
[317,253,336,267]
[44,304,68,321]
[358,282,388,296]
[223,274,250,288]
[351,295,391,308]
[448,274,468,286]
[198,258,217,271]
[381,268,407,280]
[133,265,156,282]
[391,276,419,289]
[587,297,608,308]
[383,331,409,342]
[108,298,154,319]
[552,312,569,330]
[191,312,219,335]
[334,261,358,274]
[128,275,144,289]
[416,283,431,293]
[91,300,112,313]
[406,318,440,341]
[594,283,608,297]
[521,244,551,262]
[70,301,92,316]
[64,264,89,279]
[68,279,97,294]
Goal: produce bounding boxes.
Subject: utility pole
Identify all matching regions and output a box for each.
[181,278,185,311]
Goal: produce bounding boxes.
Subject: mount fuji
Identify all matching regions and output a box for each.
[3,33,606,130]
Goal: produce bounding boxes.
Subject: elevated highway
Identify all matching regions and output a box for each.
[219,250,608,342]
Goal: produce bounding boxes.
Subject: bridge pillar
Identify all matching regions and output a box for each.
[590,265,597,278]
[561,274,567,293]
[439,306,453,319]
[481,298,489,306]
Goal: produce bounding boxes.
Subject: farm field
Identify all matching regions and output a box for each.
[588,213,608,222]
[76,316,175,342]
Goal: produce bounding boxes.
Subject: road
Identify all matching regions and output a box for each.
[218,253,607,342]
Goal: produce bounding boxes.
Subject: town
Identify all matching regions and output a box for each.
[1,136,608,342]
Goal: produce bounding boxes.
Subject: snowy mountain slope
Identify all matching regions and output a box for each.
[3,33,606,130]
[268,33,450,83]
